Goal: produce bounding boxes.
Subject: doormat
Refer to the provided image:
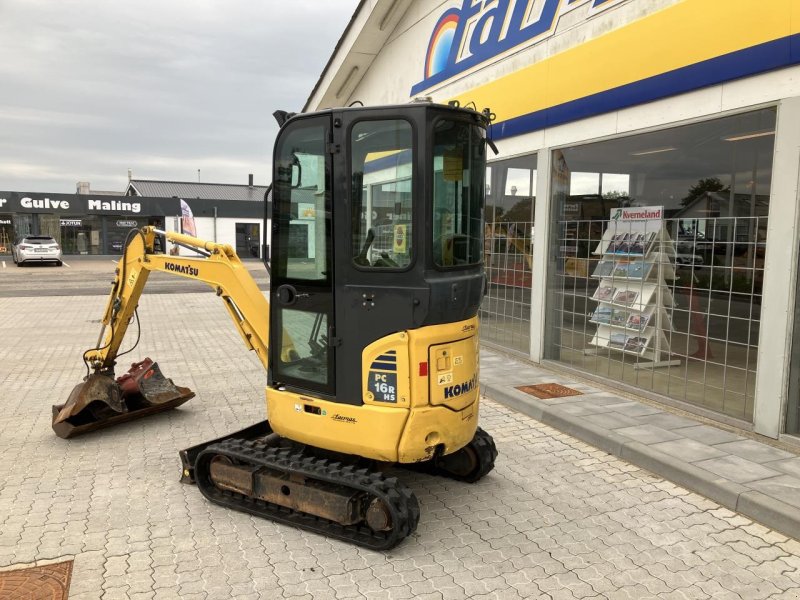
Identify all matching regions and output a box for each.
[517,383,583,399]
[0,559,73,599]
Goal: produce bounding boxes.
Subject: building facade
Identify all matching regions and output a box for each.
[0,179,270,259]
[306,0,800,444]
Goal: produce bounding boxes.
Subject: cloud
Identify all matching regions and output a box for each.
[0,0,360,192]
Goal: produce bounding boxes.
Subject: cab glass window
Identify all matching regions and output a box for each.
[273,123,330,282]
[433,119,485,267]
[351,119,413,269]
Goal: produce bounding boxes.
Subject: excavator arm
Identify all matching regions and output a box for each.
[53,226,274,438]
[87,226,270,372]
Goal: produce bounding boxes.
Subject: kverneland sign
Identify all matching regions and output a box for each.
[610,206,663,221]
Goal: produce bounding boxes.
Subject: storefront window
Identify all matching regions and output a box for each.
[104,216,152,254]
[60,216,102,255]
[547,107,776,422]
[0,216,13,255]
[480,154,537,355]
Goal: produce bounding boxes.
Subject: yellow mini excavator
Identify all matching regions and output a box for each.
[53,101,498,549]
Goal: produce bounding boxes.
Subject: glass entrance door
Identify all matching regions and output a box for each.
[235,222,260,258]
[269,116,334,396]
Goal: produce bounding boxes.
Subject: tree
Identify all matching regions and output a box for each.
[682,177,729,207]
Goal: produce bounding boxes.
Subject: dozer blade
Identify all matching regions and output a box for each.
[52,358,195,439]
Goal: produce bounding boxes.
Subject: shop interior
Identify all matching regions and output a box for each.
[546,108,776,424]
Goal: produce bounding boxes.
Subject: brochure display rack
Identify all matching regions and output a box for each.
[587,206,680,369]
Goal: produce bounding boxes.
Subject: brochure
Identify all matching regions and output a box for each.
[590,306,613,324]
[592,259,616,278]
[592,285,616,301]
[610,310,629,327]
[624,336,649,353]
[608,332,627,348]
[612,260,651,279]
[626,313,650,330]
[614,290,639,305]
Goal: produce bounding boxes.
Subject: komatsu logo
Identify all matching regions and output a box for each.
[444,376,477,399]
[164,262,199,276]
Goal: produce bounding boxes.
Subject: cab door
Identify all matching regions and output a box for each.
[332,111,428,405]
[269,115,336,398]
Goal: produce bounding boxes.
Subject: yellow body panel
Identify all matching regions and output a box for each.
[407,318,479,409]
[266,388,410,462]
[270,317,481,463]
[397,400,478,463]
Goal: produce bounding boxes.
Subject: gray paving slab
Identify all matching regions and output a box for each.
[580,411,642,431]
[713,439,798,463]
[766,456,800,478]
[672,424,745,445]
[615,424,686,444]
[648,438,728,463]
[601,401,663,417]
[638,411,708,431]
[748,475,800,509]
[693,455,784,484]
[550,402,612,416]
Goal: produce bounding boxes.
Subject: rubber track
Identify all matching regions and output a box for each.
[459,427,498,483]
[194,438,420,550]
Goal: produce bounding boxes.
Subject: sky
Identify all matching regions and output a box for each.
[0,0,360,193]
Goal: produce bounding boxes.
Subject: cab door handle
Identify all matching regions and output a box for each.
[276,284,297,305]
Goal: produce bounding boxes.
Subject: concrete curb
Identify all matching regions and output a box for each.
[483,381,800,542]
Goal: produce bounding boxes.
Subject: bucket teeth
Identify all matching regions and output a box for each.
[52,358,195,439]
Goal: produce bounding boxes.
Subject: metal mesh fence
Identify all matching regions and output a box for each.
[479,221,533,355]
[547,215,765,422]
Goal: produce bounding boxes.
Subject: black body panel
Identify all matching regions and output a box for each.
[269,103,489,406]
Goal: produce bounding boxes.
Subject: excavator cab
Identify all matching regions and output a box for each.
[266,103,493,464]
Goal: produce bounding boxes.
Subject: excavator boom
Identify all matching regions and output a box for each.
[52,226,271,438]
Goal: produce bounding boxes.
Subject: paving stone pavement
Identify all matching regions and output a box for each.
[1,293,799,599]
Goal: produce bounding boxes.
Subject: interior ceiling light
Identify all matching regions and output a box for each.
[630,147,677,156]
[723,129,775,142]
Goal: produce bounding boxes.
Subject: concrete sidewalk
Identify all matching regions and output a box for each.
[480,347,800,542]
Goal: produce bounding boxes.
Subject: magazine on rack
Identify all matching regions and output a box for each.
[592,285,616,301]
[626,313,651,330]
[591,305,613,324]
[610,309,629,327]
[624,336,650,353]
[608,332,627,348]
[613,289,639,305]
[605,231,657,256]
[592,259,616,278]
[612,260,652,279]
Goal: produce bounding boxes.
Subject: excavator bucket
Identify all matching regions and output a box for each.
[52,358,195,439]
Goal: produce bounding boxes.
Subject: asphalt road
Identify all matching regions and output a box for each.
[0,255,270,297]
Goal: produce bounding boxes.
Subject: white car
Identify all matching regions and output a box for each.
[12,235,63,266]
